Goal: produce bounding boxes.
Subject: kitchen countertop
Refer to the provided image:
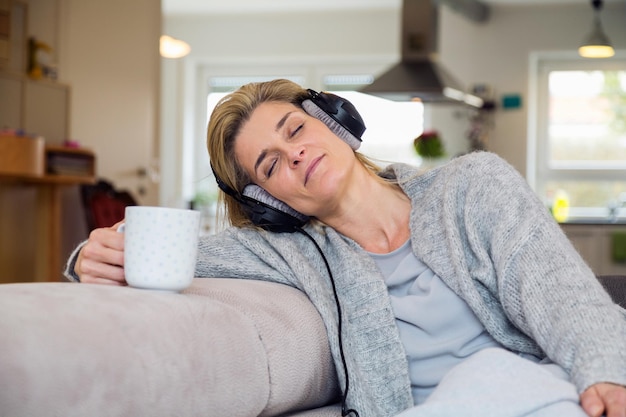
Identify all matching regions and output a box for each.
[561,219,626,226]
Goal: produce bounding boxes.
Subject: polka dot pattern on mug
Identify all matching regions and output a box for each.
[123,207,201,292]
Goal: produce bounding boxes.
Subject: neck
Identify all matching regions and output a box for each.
[317,168,411,254]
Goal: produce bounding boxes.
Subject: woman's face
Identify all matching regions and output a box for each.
[233,101,356,217]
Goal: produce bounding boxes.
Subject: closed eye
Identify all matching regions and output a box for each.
[290,124,303,137]
[266,158,277,178]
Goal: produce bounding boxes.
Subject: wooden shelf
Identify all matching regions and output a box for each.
[45,145,96,178]
[0,172,96,185]
[0,135,95,184]
[0,137,96,282]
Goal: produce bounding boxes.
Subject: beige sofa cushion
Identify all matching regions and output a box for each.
[0,278,339,416]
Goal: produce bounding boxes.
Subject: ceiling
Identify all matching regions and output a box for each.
[162,0,617,16]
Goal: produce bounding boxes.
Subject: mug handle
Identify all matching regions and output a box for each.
[117,223,126,233]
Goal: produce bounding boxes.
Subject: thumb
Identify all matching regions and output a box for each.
[581,387,605,417]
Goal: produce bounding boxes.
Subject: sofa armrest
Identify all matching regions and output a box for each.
[0,278,339,417]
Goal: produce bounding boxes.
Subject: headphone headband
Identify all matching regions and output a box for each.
[306,89,366,140]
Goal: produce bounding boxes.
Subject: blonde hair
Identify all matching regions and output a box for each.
[207,78,381,228]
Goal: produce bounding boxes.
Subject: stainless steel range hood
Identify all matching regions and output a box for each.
[361,0,489,107]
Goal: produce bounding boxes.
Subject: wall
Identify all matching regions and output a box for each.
[439,2,626,176]
[161,8,400,207]
[1,0,161,281]
[162,1,626,202]
[19,0,162,203]
[57,0,161,205]
[57,0,160,269]
[165,9,399,58]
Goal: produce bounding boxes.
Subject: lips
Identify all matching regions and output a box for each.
[305,155,324,186]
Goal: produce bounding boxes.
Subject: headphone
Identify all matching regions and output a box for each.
[212,88,366,233]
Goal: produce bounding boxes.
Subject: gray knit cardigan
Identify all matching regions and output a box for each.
[66,152,626,417]
[192,152,626,417]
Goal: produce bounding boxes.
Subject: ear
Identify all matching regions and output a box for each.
[302,98,362,151]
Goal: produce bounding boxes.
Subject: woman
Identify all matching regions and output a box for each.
[68,79,626,417]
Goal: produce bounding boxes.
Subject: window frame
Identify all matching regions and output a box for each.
[529,52,626,218]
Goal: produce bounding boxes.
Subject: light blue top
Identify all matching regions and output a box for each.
[369,239,502,405]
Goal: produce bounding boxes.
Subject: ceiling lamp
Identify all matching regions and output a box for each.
[578,0,615,59]
[160,35,191,59]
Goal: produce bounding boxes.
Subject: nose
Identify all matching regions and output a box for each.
[289,146,305,168]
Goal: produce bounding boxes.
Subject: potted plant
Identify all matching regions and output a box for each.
[413,130,445,159]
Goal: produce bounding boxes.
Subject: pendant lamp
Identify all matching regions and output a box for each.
[578,0,615,59]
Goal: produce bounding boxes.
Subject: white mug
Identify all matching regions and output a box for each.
[119,206,201,292]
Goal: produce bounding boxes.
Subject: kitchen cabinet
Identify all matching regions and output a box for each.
[0,71,70,143]
[561,223,626,276]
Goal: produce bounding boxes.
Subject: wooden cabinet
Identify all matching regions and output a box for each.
[0,71,21,127]
[0,134,95,283]
[0,133,44,176]
[561,223,626,276]
[23,80,70,144]
[0,71,70,144]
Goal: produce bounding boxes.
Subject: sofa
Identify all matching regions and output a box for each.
[0,278,342,417]
[1,275,625,417]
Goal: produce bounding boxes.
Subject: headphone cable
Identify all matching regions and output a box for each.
[296,227,360,417]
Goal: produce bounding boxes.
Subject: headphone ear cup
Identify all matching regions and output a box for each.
[302,98,362,151]
[242,184,309,223]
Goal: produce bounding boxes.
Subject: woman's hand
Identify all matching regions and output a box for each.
[581,383,626,417]
[74,221,126,286]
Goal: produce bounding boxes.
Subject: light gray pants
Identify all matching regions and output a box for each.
[395,348,587,417]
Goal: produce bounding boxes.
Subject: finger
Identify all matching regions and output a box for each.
[582,384,626,417]
[581,387,605,417]
[81,241,124,268]
[604,386,626,417]
[79,258,126,284]
[79,232,124,266]
[82,276,127,286]
[111,220,125,230]
[89,227,125,252]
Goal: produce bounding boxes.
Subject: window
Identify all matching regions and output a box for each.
[321,74,423,167]
[533,57,626,220]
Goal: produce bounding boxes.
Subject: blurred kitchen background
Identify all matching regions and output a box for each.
[1,0,625,281]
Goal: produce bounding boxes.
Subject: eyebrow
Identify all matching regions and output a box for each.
[275,111,293,132]
[253,111,294,176]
